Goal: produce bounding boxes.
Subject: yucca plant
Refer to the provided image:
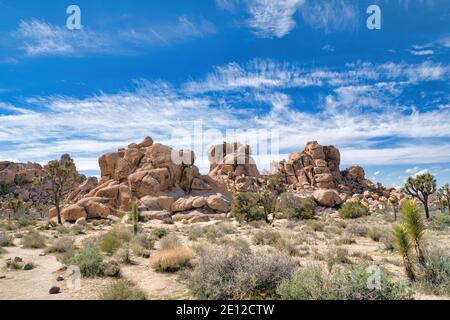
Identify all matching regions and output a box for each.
[402,199,425,265]
[130,201,140,235]
[394,225,416,281]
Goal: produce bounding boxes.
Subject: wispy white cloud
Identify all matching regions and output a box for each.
[1,58,449,178]
[16,20,111,56]
[245,0,305,38]
[410,49,434,56]
[299,0,357,32]
[13,17,216,57]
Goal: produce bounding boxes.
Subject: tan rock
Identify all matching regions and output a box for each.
[158,196,175,211]
[140,196,160,210]
[313,189,343,208]
[61,204,87,222]
[207,194,231,213]
[192,196,206,208]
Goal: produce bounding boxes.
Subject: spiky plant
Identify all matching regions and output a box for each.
[437,184,450,214]
[394,225,416,281]
[402,199,425,265]
[130,201,140,235]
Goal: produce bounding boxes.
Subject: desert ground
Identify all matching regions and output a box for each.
[1,205,449,300]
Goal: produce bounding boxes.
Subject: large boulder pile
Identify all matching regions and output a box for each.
[277,141,403,211]
[0,155,82,207]
[50,137,231,223]
[208,142,260,192]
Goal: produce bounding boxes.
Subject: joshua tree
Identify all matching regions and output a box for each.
[402,173,436,219]
[33,157,82,225]
[394,224,416,281]
[130,201,140,235]
[3,194,30,222]
[401,200,425,265]
[256,186,276,224]
[437,184,450,214]
[389,196,399,221]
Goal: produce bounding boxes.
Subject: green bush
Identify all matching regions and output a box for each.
[277,264,413,300]
[188,245,297,299]
[278,194,316,220]
[14,175,27,186]
[0,231,14,247]
[100,233,123,255]
[152,228,168,239]
[339,202,369,219]
[231,192,265,223]
[420,247,450,296]
[0,180,8,195]
[21,231,46,248]
[15,218,37,228]
[99,280,146,300]
[70,247,104,278]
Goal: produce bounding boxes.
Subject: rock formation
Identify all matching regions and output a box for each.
[277,141,403,211]
[50,137,231,223]
[0,155,82,208]
[208,142,261,192]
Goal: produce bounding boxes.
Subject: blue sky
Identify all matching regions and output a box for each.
[0,0,449,188]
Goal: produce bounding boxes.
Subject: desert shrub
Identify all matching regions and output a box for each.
[419,247,450,295]
[99,280,146,300]
[21,231,46,249]
[149,247,193,272]
[380,231,395,251]
[339,202,369,219]
[276,237,299,256]
[368,227,383,242]
[6,260,24,270]
[110,225,134,242]
[248,220,268,229]
[70,246,104,278]
[429,214,450,230]
[103,261,121,277]
[277,264,412,300]
[346,223,369,237]
[15,218,36,228]
[334,237,356,245]
[0,222,16,231]
[159,234,181,250]
[56,225,70,234]
[306,220,325,232]
[46,237,75,253]
[70,225,85,235]
[232,192,265,223]
[0,247,5,256]
[326,248,352,271]
[253,230,281,245]
[131,233,155,258]
[278,193,316,220]
[0,231,14,247]
[152,227,168,239]
[14,175,27,186]
[100,232,123,255]
[115,246,133,265]
[188,245,297,299]
[0,180,8,195]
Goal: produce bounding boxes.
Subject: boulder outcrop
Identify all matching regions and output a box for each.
[55,137,230,222]
[208,142,260,192]
[277,141,403,211]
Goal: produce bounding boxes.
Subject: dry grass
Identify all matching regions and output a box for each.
[149,247,193,272]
